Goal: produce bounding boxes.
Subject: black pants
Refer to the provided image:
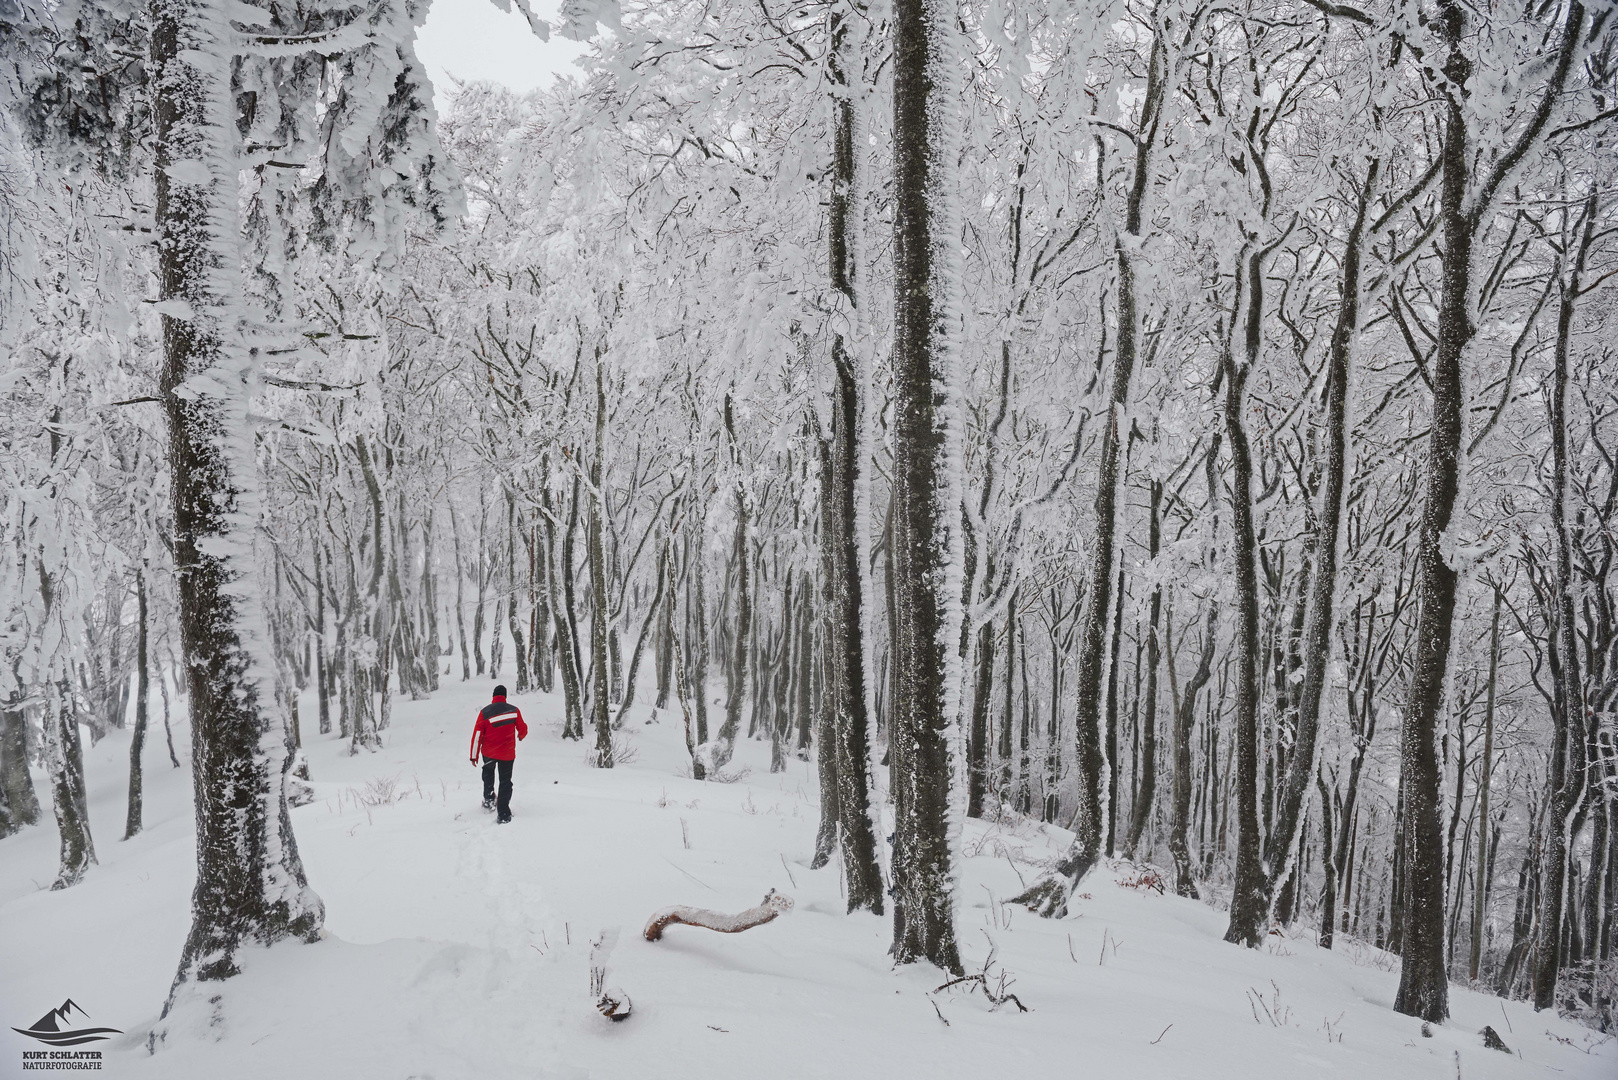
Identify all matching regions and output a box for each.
[481,757,514,820]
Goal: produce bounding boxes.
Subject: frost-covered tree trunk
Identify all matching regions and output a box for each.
[1013,29,1164,918]
[150,0,322,1013]
[614,537,670,729]
[124,567,150,839]
[0,691,40,836]
[712,394,750,772]
[49,681,95,889]
[1395,0,1583,1023]
[590,365,613,767]
[1534,189,1597,1012]
[352,435,386,752]
[1264,159,1378,914]
[1225,234,1285,949]
[821,353,885,913]
[1123,480,1162,858]
[506,492,531,695]
[1169,440,1221,898]
[812,0,887,913]
[887,0,963,973]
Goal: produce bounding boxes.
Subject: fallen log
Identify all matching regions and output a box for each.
[644,889,794,942]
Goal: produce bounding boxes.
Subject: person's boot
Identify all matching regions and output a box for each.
[496,812,511,825]
[482,796,496,812]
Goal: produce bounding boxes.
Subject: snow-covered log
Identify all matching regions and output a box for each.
[643,890,794,942]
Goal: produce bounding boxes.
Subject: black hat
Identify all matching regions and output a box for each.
[493,684,508,698]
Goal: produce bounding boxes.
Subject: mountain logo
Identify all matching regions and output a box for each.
[11,1000,121,1046]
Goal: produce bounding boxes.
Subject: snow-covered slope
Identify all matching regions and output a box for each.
[2,682,1610,1079]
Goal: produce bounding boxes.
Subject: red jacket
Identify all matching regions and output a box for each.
[470,697,528,761]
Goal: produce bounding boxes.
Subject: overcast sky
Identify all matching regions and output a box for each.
[415,0,587,114]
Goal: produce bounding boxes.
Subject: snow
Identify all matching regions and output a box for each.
[1,677,1612,1079]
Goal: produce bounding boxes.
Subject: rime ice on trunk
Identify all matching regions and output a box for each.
[50,683,95,889]
[811,0,886,915]
[1394,0,1583,1023]
[1534,189,1598,1013]
[590,363,613,767]
[1012,31,1165,919]
[1262,159,1378,916]
[125,568,151,839]
[1223,238,1276,950]
[0,692,40,836]
[711,393,750,773]
[887,0,963,973]
[150,0,323,1015]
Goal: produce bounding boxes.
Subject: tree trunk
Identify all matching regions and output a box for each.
[1013,35,1164,918]
[614,538,670,729]
[820,347,885,912]
[50,683,95,889]
[887,0,963,973]
[125,568,150,840]
[1470,588,1501,981]
[506,492,531,695]
[1264,158,1378,915]
[1105,567,1125,857]
[1397,0,1582,1023]
[1224,239,1272,950]
[1535,189,1598,1012]
[0,690,40,836]
[967,617,994,818]
[1170,601,1216,899]
[590,364,613,768]
[1125,480,1162,858]
[150,0,323,1008]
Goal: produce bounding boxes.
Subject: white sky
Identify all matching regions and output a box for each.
[415,0,588,114]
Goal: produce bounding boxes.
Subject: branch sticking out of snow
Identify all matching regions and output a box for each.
[643,890,794,942]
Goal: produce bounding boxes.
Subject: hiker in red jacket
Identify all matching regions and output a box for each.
[470,685,528,823]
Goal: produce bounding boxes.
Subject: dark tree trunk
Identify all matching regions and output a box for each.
[793,573,813,758]
[888,0,962,973]
[1264,158,1378,913]
[713,395,750,773]
[125,568,151,840]
[692,536,711,745]
[1170,602,1216,899]
[820,345,884,914]
[0,691,40,836]
[1398,0,1582,1023]
[1535,190,1598,1011]
[1105,567,1125,858]
[614,539,670,729]
[1318,772,1337,950]
[590,365,613,768]
[1470,615,1497,979]
[967,618,994,818]
[655,538,675,710]
[507,493,531,695]
[150,0,322,1009]
[1125,480,1162,858]
[1013,34,1164,918]
[50,684,95,889]
[552,473,586,739]
[1224,239,1273,950]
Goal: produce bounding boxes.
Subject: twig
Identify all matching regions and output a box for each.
[663,856,717,891]
[1151,1023,1173,1045]
[779,853,798,889]
[930,998,950,1026]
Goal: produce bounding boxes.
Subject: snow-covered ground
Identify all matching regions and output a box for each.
[2,680,1612,1079]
